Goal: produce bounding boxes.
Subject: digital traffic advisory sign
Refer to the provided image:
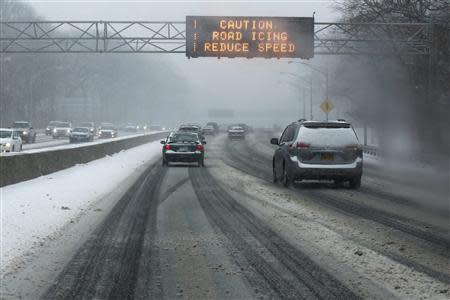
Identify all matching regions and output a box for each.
[186,16,314,59]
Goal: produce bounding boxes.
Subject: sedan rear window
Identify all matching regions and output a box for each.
[169,133,198,143]
[299,127,359,146]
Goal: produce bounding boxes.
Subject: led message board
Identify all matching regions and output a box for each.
[186,16,314,58]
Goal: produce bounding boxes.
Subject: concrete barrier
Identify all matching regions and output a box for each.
[0,132,168,187]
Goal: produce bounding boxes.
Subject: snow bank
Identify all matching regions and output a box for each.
[1,140,162,271]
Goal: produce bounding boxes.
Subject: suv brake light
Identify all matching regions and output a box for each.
[296,142,310,149]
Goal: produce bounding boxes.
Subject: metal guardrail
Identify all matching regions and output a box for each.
[363,145,378,157]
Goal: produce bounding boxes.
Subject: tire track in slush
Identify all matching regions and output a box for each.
[226,139,450,247]
[189,167,359,300]
[43,164,166,299]
[221,138,450,284]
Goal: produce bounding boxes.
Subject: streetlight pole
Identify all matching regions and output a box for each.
[309,72,313,120]
[288,61,330,120]
[302,87,306,119]
[326,65,329,101]
[280,71,313,120]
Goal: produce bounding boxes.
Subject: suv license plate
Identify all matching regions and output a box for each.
[321,153,334,160]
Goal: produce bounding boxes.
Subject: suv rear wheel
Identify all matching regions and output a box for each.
[272,161,278,183]
[282,163,291,187]
[349,176,361,189]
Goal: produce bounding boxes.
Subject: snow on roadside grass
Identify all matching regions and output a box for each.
[1,140,162,271]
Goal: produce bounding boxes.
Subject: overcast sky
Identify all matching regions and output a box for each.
[26,0,342,124]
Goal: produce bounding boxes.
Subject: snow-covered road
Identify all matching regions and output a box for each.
[1,132,448,299]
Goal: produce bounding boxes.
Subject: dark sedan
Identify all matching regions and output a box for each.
[161,132,206,167]
[12,121,36,143]
[98,124,118,138]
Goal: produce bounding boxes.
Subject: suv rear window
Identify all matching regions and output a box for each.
[298,127,358,146]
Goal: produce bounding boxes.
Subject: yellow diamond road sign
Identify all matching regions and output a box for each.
[320,100,334,113]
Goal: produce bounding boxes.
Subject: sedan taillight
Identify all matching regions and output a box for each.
[164,144,171,150]
[196,144,204,151]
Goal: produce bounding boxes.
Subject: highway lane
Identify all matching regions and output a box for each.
[219,132,450,284]
[42,159,360,300]
[6,132,447,299]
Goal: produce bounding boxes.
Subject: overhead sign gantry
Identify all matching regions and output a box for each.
[185,16,314,58]
[0,18,433,56]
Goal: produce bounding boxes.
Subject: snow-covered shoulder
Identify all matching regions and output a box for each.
[1,140,162,272]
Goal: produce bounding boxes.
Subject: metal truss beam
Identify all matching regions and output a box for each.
[0,21,186,53]
[313,22,431,56]
[0,21,432,55]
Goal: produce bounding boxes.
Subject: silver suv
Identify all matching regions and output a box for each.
[271,120,363,189]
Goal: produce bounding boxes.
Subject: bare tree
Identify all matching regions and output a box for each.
[332,0,449,161]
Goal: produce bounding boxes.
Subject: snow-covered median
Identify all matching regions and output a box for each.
[2,130,165,156]
[1,140,162,272]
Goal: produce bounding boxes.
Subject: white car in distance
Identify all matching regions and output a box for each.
[0,128,22,153]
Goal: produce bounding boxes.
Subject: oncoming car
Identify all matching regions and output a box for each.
[271,120,363,189]
[0,128,22,152]
[45,121,59,135]
[69,127,94,143]
[98,124,118,138]
[78,122,96,134]
[52,122,72,139]
[161,132,206,167]
[12,121,36,143]
[124,123,139,132]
